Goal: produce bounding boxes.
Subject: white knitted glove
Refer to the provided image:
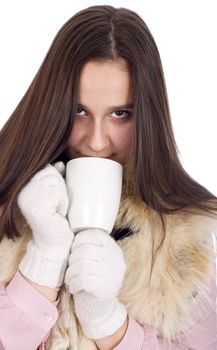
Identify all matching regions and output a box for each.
[18,162,74,289]
[65,229,127,339]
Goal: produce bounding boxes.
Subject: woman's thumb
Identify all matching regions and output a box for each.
[53,161,66,177]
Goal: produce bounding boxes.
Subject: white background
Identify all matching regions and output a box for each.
[0,0,216,195]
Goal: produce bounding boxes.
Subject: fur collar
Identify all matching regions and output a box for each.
[0,193,216,349]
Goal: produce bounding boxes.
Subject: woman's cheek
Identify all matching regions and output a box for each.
[68,124,84,147]
[112,122,133,151]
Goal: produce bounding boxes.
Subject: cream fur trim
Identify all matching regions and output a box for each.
[0,196,216,349]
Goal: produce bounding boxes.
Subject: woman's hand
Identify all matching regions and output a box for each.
[65,229,127,339]
[18,162,74,289]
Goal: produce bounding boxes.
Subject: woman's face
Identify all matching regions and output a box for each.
[66,59,134,165]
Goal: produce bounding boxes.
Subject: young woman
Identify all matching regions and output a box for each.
[0,5,216,350]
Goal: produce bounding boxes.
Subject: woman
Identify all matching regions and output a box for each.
[0,5,216,350]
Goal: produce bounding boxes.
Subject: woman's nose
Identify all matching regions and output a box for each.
[85,121,110,153]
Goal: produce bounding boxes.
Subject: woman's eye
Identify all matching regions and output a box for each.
[112,110,132,119]
[76,107,86,116]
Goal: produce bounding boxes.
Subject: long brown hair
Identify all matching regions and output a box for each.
[1,5,217,244]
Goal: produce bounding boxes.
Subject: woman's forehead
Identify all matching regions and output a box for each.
[77,60,133,106]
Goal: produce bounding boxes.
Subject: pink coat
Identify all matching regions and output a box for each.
[0,270,216,350]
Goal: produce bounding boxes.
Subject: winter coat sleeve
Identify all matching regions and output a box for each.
[114,274,216,350]
[0,271,58,350]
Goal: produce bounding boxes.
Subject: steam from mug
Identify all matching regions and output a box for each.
[65,157,123,234]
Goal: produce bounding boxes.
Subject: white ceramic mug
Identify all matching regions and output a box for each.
[66,157,123,234]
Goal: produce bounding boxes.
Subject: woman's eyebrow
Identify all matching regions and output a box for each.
[77,103,134,110]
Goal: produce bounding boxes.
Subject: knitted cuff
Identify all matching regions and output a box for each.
[19,240,69,289]
[77,298,127,339]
